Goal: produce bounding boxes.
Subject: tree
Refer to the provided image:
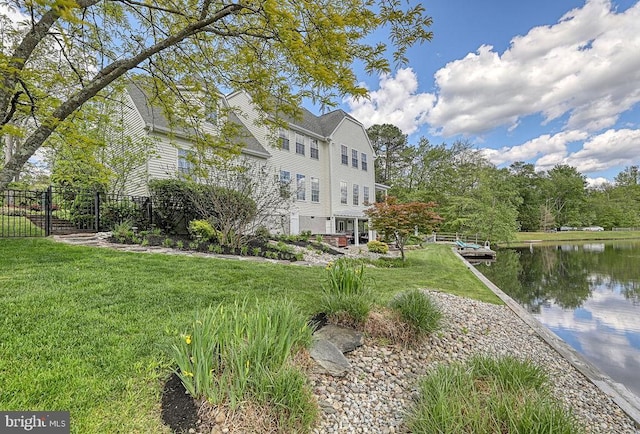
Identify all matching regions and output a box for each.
[365,196,442,261]
[186,157,292,248]
[46,97,157,194]
[0,1,433,192]
[542,165,587,227]
[614,166,640,186]
[366,123,410,186]
[509,161,545,231]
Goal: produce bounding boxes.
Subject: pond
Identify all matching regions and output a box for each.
[475,240,640,399]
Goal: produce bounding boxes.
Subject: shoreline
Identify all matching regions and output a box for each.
[458,249,640,428]
[310,288,640,433]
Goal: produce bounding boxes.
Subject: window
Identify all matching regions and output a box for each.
[310,139,319,159]
[279,170,291,198]
[352,149,358,168]
[296,134,305,155]
[353,184,359,205]
[279,129,290,151]
[296,174,306,201]
[340,181,347,204]
[311,177,320,202]
[363,186,370,204]
[361,153,368,171]
[178,149,195,175]
[341,145,348,165]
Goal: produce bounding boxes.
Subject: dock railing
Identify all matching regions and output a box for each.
[426,232,484,244]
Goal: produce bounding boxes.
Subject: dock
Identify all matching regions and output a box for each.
[455,240,496,259]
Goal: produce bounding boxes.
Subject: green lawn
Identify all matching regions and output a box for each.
[1,215,44,237]
[512,230,640,244]
[0,239,497,432]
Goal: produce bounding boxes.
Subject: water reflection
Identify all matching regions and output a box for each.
[476,241,640,399]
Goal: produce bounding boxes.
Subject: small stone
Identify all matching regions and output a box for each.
[214,412,225,424]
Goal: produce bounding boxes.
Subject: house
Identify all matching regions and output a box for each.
[120,83,387,244]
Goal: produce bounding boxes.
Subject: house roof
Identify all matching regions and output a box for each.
[126,83,270,159]
[281,107,360,138]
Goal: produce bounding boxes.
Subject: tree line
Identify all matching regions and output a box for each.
[368,123,640,242]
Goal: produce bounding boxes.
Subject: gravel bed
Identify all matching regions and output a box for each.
[309,290,639,434]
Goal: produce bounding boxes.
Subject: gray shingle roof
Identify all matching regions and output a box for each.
[276,106,358,138]
[126,83,270,159]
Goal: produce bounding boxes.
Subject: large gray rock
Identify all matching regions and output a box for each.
[309,338,351,377]
[314,324,364,353]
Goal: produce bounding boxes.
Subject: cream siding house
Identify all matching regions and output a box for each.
[122,85,380,244]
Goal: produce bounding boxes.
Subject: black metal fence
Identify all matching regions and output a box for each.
[1,186,152,237]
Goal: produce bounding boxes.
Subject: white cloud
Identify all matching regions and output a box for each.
[428,0,640,137]
[565,128,640,172]
[586,177,610,188]
[0,4,27,24]
[482,130,587,166]
[345,68,435,134]
[482,127,640,173]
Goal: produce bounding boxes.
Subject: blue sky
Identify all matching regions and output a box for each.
[343,0,640,184]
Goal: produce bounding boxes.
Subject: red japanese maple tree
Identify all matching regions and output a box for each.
[365,196,443,261]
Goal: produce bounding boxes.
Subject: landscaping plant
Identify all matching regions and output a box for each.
[406,355,583,433]
[172,299,316,432]
[320,258,373,324]
[187,219,218,242]
[389,290,442,336]
[367,240,389,254]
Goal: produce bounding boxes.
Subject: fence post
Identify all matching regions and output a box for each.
[147,198,153,228]
[94,191,100,231]
[45,186,52,237]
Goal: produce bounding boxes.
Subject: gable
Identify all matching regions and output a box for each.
[126,83,270,159]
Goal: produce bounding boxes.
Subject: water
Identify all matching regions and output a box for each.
[476,240,640,399]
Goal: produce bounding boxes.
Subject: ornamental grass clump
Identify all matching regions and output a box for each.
[172,299,316,432]
[406,355,583,434]
[389,289,442,336]
[319,258,373,324]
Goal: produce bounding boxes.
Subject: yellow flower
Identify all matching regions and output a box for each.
[184,335,192,345]
[184,371,194,377]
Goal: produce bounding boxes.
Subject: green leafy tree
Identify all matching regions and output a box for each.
[542,165,587,227]
[614,165,640,186]
[47,97,157,194]
[0,0,433,192]
[365,196,442,261]
[366,123,410,186]
[509,162,545,231]
[442,167,521,244]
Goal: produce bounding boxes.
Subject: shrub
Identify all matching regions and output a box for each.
[100,198,148,231]
[255,225,271,239]
[69,193,96,229]
[187,219,218,242]
[389,290,442,335]
[162,237,173,248]
[299,230,312,242]
[149,179,198,234]
[406,356,582,434]
[319,258,372,324]
[367,240,389,254]
[172,300,315,431]
[112,221,136,244]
